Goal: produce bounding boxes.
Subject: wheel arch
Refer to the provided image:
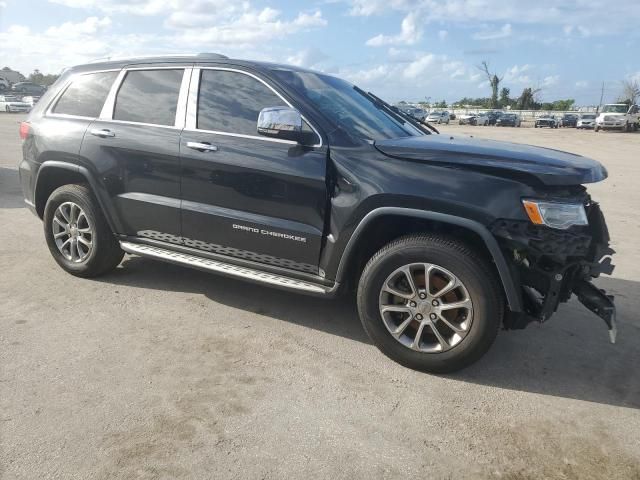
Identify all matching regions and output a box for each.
[34,160,121,234]
[334,207,522,312]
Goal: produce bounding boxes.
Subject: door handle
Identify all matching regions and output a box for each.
[90,128,115,138]
[186,141,218,152]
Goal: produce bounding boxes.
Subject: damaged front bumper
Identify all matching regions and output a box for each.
[491,201,617,342]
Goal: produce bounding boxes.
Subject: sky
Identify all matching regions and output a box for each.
[0,0,639,105]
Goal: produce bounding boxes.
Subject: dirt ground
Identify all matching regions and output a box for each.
[1,114,639,479]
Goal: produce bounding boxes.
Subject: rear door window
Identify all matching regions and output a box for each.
[114,69,184,126]
[52,71,118,118]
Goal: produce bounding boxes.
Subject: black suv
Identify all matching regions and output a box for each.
[560,114,579,128]
[18,54,616,372]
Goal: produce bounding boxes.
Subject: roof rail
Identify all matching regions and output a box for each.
[197,52,228,59]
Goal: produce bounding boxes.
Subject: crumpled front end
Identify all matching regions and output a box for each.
[491,194,617,342]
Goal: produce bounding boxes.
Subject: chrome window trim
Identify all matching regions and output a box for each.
[99,69,126,120]
[175,68,193,129]
[100,67,190,128]
[186,67,323,148]
[182,127,298,145]
[94,119,182,130]
[44,68,121,119]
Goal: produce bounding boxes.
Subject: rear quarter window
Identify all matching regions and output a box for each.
[52,71,118,118]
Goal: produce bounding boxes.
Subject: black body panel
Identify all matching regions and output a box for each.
[374,135,607,186]
[179,132,328,273]
[80,121,183,241]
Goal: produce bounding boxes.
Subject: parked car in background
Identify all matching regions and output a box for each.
[487,111,503,126]
[0,94,31,113]
[0,76,10,91]
[595,104,640,132]
[474,112,490,126]
[406,107,427,121]
[21,96,41,107]
[577,113,597,129]
[496,113,521,127]
[457,113,476,125]
[449,112,456,120]
[535,114,558,128]
[11,82,46,95]
[560,114,578,127]
[426,110,450,124]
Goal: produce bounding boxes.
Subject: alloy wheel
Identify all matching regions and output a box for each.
[379,263,474,353]
[52,201,94,263]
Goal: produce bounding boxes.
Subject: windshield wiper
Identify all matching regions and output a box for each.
[353,86,439,135]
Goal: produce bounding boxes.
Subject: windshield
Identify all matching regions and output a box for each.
[271,69,416,141]
[602,104,628,114]
[581,114,596,119]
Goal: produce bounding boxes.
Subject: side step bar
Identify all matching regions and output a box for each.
[119,241,332,295]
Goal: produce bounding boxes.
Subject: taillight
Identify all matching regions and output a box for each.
[19,121,30,140]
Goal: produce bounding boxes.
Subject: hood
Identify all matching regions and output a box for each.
[597,112,624,118]
[374,135,607,186]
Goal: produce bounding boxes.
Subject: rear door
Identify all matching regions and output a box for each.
[80,67,190,242]
[179,67,327,275]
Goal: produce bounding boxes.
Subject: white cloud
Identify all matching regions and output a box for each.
[366,12,422,46]
[169,9,326,47]
[442,61,465,79]
[504,64,532,85]
[286,48,329,69]
[473,23,512,40]
[0,3,327,73]
[575,80,588,88]
[346,0,640,35]
[542,75,559,87]
[45,16,112,36]
[403,54,435,78]
[347,0,412,16]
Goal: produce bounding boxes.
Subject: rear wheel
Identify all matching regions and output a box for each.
[357,235,503,373]
[43,184,124,277]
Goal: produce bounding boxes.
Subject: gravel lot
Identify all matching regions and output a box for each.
[1,113,639,479]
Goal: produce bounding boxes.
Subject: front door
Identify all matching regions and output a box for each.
[180,67,327,275]
[80,68,186,243]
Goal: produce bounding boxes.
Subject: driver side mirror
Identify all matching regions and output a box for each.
[257,107,303,142]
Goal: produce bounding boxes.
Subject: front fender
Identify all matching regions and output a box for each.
[333,207,523,312]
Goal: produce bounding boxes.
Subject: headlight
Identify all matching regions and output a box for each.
[522,200,588,229]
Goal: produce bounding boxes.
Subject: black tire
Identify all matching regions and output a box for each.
[43,184,124,277]
[357,234,503,373]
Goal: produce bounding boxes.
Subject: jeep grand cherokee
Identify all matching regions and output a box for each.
[18,53,616,372]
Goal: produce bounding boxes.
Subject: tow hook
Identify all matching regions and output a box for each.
[572,280,617,343]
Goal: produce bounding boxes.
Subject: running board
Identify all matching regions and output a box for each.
[119,241,331,295]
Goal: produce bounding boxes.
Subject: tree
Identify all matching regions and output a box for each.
[621,79,640,105]
[27,69,59,87]
[517,87,540,110]
[434,100,447,108]
[478,61,503,109]
[499,87,510,107]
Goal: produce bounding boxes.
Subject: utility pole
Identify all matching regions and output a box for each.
[597,82,605,114]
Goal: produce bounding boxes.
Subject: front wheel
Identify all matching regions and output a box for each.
[43,184,124,277]
[357,235,503,373]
